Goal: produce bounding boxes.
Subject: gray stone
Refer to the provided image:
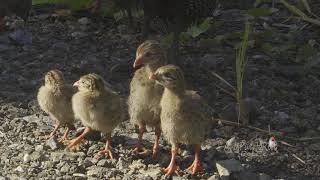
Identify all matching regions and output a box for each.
[83,157,94,167]
[35,144,44,151]
[116,157,128,170]
[258,173,271,180]
[172,176,185,180]
[60,164,70,173]
[226,137,236,147]
[208,174,221,180]
[78,17,91,25]
[97,159,108,167]
[15,166,24,173]
[309,143,320,151]
[143,167,162,180]
[23,154,30,163]
[239,172,259,180]
[71,32,88,39]
[216,159,243,177]
[129,159,146,170]
[274,111,289,121]
[86,166,106,177]
[46,138,59,150]
[72,173,86,178]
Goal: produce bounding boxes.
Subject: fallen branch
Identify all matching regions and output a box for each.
[296,137,320,142]
[213,118,320,142]
[292,153,306,164]
[214,118,283,137]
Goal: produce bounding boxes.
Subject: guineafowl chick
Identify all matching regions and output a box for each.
[66,73,124,158]
[150,65,214,176]
[37,70,75,142]
[128,40,167,157]
[0,0,32,31]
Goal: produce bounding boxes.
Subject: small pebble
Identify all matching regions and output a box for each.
[23,154,30,163]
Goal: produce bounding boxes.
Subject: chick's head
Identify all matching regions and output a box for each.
[133,40,167,68]
[44,69,65,87]
[150,65,185,90]
[74,73,105,92]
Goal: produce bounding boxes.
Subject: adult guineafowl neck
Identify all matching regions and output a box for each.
[142,0,216,64]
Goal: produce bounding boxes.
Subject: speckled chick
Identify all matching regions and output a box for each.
[66,73,124,158]
[128,40,167,157]
[37,70,75,142]
[150,65,214,177]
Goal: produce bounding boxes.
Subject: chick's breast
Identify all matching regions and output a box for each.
[160,91,211,145]
[128,68,163,127]
[72,91,122,134]
[37,86,74,125]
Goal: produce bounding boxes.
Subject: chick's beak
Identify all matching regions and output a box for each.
[133,57,142,68]
[73,80,80,87]
[149,73,157,80]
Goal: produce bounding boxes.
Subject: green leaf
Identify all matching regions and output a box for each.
[113,11,126,22]
[247,7,273,17]
[281,0,320,26]
[186,18,212,38]
[299,0,312,14]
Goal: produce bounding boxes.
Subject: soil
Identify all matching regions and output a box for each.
[0,5,319,180]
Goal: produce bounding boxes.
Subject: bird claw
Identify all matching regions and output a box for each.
[186,160,202,175]
[130,145,153,157]
[58,137,68,144]
[98,148,114,159]
[162,164,180,177]
[65,138,83,151]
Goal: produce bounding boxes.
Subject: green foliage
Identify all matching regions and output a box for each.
[32,0,90,11]
[247,7,273,17]
[235,22,250,124]
[186,18,213,38]
[236,22,250,102]
[281,0,320,26]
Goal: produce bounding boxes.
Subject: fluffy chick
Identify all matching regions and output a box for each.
[37,70,75,142]
[150,65,214,176]
[128,40,167,157]
[67,73,123,158]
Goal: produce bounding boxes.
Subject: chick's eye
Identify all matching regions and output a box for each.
[163,72,173,79]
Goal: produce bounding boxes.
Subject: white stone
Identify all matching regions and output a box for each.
[23,154,31,163]
[216,159,243,177]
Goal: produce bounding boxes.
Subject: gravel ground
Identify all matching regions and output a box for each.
[0,8,320,180]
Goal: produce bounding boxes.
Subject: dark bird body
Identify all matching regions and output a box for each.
[142,0,216,63]
[0,0,32,31]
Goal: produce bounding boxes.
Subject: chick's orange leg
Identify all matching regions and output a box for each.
[59,127,71,143]
[131,124,148,154]
[152,126,161,158]
[186,144,202,175]
[48,123,61,139]
[162,146,180,177]
[66,127,91,149]
[99,132,114,159]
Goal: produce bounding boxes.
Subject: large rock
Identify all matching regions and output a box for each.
[216,159,243,178]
